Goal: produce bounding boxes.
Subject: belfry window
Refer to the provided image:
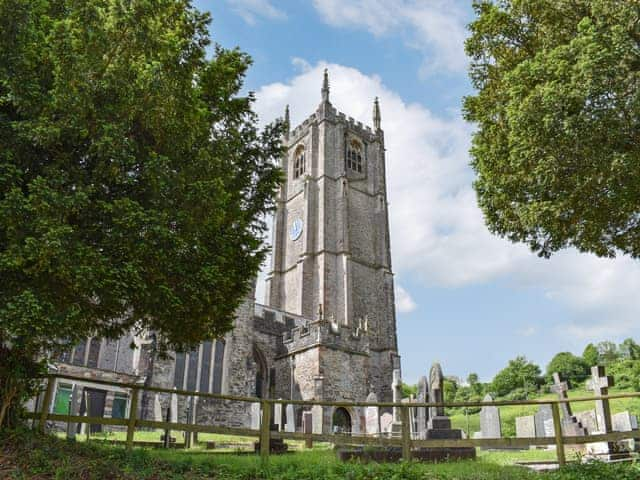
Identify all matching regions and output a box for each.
[293,145,305,179]
[346,140,363,173]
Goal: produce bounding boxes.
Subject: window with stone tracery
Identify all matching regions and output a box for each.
[293,145,305,179]
[346,140,363,173]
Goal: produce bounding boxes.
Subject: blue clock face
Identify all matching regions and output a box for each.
[290,218,303,241]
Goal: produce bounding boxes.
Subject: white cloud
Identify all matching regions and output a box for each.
[253,60,640,339]
[396,285,417,313]
[311,0,469,74]
[226,0,286,25]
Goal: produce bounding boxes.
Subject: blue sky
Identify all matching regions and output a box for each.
[195,0,640,384]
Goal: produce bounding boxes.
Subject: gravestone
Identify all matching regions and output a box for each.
[479,394,501,439]
[587,366,614,433]
[612,411,640,452]
[365,392,380,436]
[534,405,553,438]
[250,402,261,430]
[416,376,428,439]
[427,363,445,424]
[550,372,588,436]
[285,404,295,433]
[311,405,323,434]
[380,412,393,434]
[302,411,313,448]
[169,391,178,423]
[585,366,628,460]
[516,416,536,439]
[422,363,475,459]
[274,401,283,431]
[575,410,598,434]
[153,394,162,422]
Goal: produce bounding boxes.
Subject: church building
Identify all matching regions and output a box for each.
[50,71,400,435]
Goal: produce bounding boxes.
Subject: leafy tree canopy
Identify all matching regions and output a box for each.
[491,356,542,397]
[464,0,640,258]
[582,343,600,367]
[0,0,282,426]
[545,352,589,386]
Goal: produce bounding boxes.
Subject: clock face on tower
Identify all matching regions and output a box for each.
[289,218,303,241]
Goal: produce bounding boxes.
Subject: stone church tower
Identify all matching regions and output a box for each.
[265,70,400,407]
[51,71,400,435]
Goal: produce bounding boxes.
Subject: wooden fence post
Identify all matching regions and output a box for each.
[260,400,271,461]
[551,402,566,467]
[126,387,140,451]
[38,377,56,433]
[400,405,412,461]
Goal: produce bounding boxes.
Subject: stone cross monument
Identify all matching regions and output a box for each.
[587,366,614,433]
[550,372,587,436]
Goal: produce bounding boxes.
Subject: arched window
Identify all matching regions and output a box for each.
[293,145,305,179]
[346,140,363,173]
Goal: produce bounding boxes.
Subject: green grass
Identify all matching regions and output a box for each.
[450,387,640,437]
[4,428,640,479]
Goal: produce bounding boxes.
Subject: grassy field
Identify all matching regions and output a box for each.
[3,429,640,479]
[449,387,640,437]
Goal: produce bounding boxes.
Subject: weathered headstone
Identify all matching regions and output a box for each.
[587,366,614,433]
[585,366,627,460]
[480,394,501,439]
[392,369,402,423]
[302,411,313,448]
[311,405,323,434]
[516,416,536,439]
[153,394,162,422]
[534,404,554,438]
[365,392,380,436]
[274,401,283,431]
[428,363,445,423]
[575,410,598,434]
[285,404,295,433]
[169,391,178,424]
[612,411,636,432]
[416,376,428,439]
[550,372,588,436]
[250,402,261,430]
[380,412,393,434]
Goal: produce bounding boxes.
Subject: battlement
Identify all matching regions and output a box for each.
[279,317,370,357]
[288,106,378,146]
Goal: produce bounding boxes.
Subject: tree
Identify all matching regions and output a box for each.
[464,1,640,259]
[0,0,283,428]
[596,341,620,365]
[619,338,640,360]
[491,356,542,397]
[545,352,589,385]
[467,372,483,395]
[583,343,600,367]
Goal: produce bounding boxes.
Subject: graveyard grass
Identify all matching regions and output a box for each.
[4,429,640,480]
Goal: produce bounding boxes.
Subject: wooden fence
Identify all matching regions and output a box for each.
[27,373,640,465]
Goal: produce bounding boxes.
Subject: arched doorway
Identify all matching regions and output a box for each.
[253,346,268,398]
[332,407,352,435]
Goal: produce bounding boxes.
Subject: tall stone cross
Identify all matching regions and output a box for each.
[550,372,573,420]
[587,366,614,433]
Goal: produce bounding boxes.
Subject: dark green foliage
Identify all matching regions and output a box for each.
[464,0,640,259]
[582,343,600,367]
[0,0,282,427]
[491,356,542,397]
[608,360,640,391]
[545,352,589,386]
[620,338,640,360]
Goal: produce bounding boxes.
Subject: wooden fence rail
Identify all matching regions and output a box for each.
[28,373,640,466]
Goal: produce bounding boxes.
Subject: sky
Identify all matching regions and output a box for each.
[194,0,640,384]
